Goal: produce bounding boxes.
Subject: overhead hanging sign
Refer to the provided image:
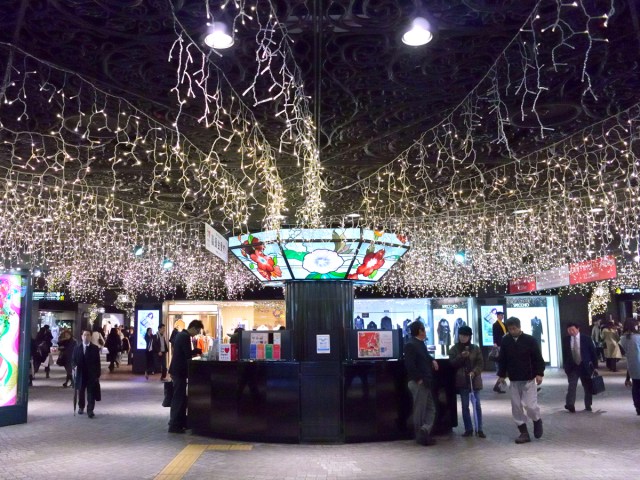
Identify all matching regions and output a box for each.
[508,276,536,294]
[570,255,617,285]
[204,223,228,263]
[535,265,570,290]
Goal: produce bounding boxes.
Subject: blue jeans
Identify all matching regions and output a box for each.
[459,388,482,432]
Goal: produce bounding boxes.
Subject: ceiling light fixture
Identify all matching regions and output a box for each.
[162,258,174,270]
[513,208,533,215]
[204,22,234,50]
[454,250,466,264]
[402,17,433,46]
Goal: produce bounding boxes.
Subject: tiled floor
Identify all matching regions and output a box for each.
[1,360,638,480]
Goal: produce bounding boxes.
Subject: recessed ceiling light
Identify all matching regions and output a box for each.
[204,22,234,50]
[346,213,361,218]
[513,208,532,214]
[402,17,433,46]
[590,207,604,213]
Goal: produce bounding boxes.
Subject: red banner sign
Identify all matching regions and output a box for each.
[569,255,617,285]
[509,276,537,294]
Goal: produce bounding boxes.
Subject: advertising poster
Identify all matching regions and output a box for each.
[354,298,432,349]
[136,310,160,350]
[250,332,268,345]
[431,298,468,355]
[316,334,330,354]
[357,331,393,358]
[0,274,22,407]
[219,344,232,361]
[506,297,550,362]
[480,305,502,347]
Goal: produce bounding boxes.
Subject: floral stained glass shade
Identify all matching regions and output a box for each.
[229,228,410,285]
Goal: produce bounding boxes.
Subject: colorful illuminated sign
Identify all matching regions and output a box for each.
[0,274,22,407]
[229,228,410,285]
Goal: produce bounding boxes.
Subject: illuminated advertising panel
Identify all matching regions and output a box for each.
[0,274,22,407]
[136,309,160,350]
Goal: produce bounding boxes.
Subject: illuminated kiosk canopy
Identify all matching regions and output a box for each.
[229,228,410,285]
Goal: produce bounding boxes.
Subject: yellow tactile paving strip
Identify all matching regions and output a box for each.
[154,444,253,480]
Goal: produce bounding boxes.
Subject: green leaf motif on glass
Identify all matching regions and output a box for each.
[273,256,278,265]
[283,249,307,262]
[326,271,346,279]
[249,263,255,269]
[367,243,375,254]
[368,270,378,279]
[306,272,323,279]
[248,234,254,243]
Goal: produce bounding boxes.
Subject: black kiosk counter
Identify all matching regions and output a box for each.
[187,357,456,443]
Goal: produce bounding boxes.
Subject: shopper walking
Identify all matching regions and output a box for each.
[144,327,155,379]
[602,321,622,371]
[105,327,122,373]
[153,324,169,381]
[34,325,53,378]
[561,323,597,413]
[72,330,101,418]
[492,311,507,393]
[619,319,640,415]
[58,329,77,388]
[449,325,485,438]
[497,316,545,444]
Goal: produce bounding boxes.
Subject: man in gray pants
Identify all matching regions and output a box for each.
[497,317,545,444]
[404,320,440,446]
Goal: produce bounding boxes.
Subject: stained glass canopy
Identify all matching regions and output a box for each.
[229,228,410,285]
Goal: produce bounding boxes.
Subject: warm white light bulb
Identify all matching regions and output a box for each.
[402,17,433,46]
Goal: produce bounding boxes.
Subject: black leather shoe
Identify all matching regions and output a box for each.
[77,409,84,415]
[88,412,95,419]
[564,404,575,413]
[168,426,186,434]
[462,430,474,437]
[585,406,592,412]
[477,431,486,438]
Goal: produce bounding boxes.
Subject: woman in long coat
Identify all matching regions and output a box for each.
[601,321,622,371]
[105,327,122,373]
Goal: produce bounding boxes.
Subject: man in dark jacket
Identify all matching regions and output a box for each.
[404,320,439,446]
[562,323,598,413]
[152,324,169,381]
[72,330,101,418]
[497,317,545,444]
[168,320,204,433]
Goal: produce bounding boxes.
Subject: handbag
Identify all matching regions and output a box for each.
[162,380,174,408]
[488,346,500,361]
[93,381,102,401]
[590,370,605,395]
[56,351,66,366]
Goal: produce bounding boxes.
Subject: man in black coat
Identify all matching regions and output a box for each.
[562,323,598,413]
[152,324,169,381]
[72,330,101,418]
[404,320,439,446]
[497,317,545,444]
[168,320,204,433]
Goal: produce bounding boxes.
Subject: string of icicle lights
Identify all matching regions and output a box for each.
[169,0,324,228]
